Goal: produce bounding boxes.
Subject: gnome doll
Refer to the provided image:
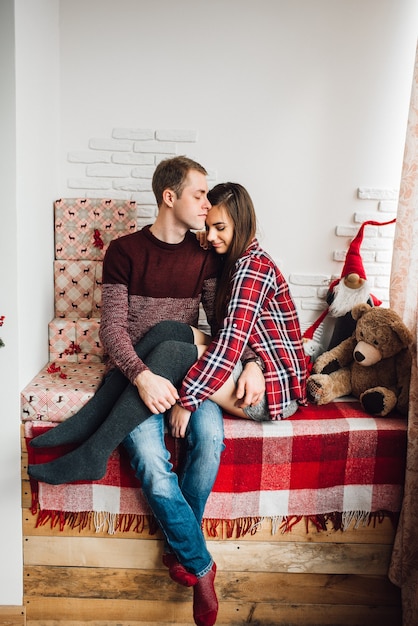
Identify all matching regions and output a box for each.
[326,218,396,349]
[302,308,329,373]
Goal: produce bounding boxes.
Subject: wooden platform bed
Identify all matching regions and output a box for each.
[19,199,406,625]
[21,396,406,626]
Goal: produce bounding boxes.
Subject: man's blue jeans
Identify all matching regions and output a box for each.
[123,399,225,578]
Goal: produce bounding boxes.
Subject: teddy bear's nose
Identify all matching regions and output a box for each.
[354,351,365,362]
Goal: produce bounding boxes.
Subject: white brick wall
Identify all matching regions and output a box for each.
[290,194,397,341]
[66,127,398,339]
[66,127,212,227]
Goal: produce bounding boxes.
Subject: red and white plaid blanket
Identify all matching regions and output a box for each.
[25,401,407,536]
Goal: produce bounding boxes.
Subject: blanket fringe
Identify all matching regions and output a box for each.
[94,511,117,535]
[202,517,263,538]
[34,509,158,535]
[35,509,94,532]
[342,510,370,531]
[31,509,398,536]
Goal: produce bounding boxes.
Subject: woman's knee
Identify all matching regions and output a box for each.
[144,320,192,341]
[147,340,198,368]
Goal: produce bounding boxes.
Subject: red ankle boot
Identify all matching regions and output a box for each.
[193,562,218,626]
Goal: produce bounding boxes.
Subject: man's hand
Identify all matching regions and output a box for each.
[235,361,266,409]
[169,404,192,438]
[134,369,179,414]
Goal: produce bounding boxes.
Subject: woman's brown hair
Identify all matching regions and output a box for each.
[207,183,257,325]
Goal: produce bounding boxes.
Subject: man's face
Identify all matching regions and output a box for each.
[172,170,211,231]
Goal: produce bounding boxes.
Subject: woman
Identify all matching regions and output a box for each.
[29,182,307,481]
[171,182,307,435]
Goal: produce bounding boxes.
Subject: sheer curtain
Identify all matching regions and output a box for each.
[388,43,418,626]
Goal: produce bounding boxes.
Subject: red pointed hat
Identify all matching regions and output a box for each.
[341,218,396,280]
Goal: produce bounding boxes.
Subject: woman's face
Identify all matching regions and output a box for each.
[205,204,234,254]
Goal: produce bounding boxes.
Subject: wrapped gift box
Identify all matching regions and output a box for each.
[21,362,105,422]
[54,198,137,260]
[54,260,102,318]
[49,318,103,363]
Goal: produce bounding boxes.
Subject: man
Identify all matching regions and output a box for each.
[99,156,265,626]
[28,156,264,626]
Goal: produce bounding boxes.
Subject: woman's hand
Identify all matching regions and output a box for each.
[195,230,210,250]
[169,404,192,438]
[235,361,266,408]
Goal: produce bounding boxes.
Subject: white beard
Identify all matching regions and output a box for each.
[329,280,370,317]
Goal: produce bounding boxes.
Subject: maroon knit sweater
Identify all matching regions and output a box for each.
[99,226,221,383]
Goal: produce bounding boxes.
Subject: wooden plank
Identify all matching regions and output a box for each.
[25,597,191,623]
[23,536,393,575]
[26,622,192,626]
[225,601,402,626]
[213,540,393,575]
[0,606,25,626]
[21,452,28,479]
[21,481,31,510]
[24,596,402,626]
[23,565,400,607]
[24,536,163,570]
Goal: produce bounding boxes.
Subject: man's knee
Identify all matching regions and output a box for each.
[189,400,225,449]
[123,414,164,460]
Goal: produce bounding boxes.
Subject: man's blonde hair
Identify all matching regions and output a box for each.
[152,156,207,207]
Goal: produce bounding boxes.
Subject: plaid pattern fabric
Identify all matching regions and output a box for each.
[180,240,307,418]
[25,401,407,532]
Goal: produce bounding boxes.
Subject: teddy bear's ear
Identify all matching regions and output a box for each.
[392,316,413,348]
[351,303,372,321]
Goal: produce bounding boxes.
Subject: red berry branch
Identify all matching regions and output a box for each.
[47,362,67,379]
[0,315,5,348]
[64,342,82,356]
[93,229,104,249]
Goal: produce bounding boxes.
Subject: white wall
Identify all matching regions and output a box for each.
[0,0,21,604]
[1,0,417,607]
[15,0,60,385]
[0,0,60,606]
[59,0,418,280]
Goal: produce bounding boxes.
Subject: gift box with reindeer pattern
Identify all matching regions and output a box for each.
[48,318,103,363]
[54,198,137,261]
[21,362,105,422]
[54,260,103,318]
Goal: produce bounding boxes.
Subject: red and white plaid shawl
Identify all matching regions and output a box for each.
[26,401,407,536]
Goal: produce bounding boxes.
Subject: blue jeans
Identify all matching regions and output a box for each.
[123,399,225,578]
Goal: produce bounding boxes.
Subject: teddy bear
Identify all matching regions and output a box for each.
[307,303,413,416]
